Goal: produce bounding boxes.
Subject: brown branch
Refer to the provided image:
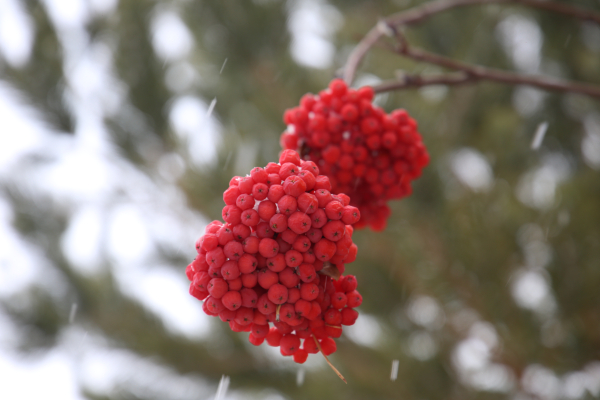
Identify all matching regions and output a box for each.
[343,0,600,98]
[377,44,600,98]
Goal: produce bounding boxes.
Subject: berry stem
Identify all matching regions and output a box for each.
[313,335,347,384]
[276,304,282,322]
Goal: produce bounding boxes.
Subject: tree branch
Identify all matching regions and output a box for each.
[343,0,600,98]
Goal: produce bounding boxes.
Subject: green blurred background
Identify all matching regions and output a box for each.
[0,0,599,399]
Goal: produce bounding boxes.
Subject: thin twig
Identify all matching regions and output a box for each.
[343,0,600,98]
[383,44,600,98]
[313,335,347,383]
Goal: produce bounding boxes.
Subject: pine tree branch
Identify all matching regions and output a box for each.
[343,0,600,98]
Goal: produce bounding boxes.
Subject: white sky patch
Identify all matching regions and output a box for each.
[406,295,445,330]
[0,0,34,67]
[513,86,546,117]
[0,84,51,175]
[60,206,105,275]
[36,141,112,204]
[287,0,342,69]
[66,41,125,118]
[107,204,153,265]
[467,363,515,392]
[516,153,571,210]
[522,364,561,400]
[0,348,84,400]
[449,148,494,192]
[496,14,543,73]
[510,270,555,315]
[151,9,194,62]
[582,113,600,170]
[41,0,90,30]
[169,96,221,167]
[88,0,118,17]
[165,61,199,93]
[0,198,43,299]
[70,331,211,399]
[114,266,212,339]
[343,313,382,348]
[406,331,438,361]
[453,337,490,371]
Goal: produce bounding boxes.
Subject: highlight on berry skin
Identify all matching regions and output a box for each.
[280,78,429,231]
[186,150,361,378]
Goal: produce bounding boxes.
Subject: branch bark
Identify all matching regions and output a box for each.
[343,0,600,98]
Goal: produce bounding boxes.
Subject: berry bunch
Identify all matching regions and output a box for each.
[280,79,429,231]
[185,150,361,366]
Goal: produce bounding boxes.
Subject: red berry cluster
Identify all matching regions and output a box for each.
[280,79,429,231]
[185,150,362,364]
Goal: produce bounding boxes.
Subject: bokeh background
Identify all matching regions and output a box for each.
[1,0,600,399]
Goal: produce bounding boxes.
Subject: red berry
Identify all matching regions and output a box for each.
[257,293,276,315]
[287,212,311,234]
[300,282,319,301]
[258,238,279,258]
[222,291,242,311]
[280,334,301,356]
[266,327,283,346]
[346,290,362,308]
[319,337,337,356]
[341,307,359,325]
[257,268,278,289]
[235,307,254,326]
[268,283,288,304]
[221,260,240,280]
[293,348,309,364]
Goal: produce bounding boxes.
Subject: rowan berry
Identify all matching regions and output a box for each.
[267,185,285,203]
[235,307,254,326]
[322,220,345,242]
[189,285,209,301]
[257,293,276,315]
[346,290,363,308]
[287,212,311,234]
[300,282,319,301]
[277,195,297,216]
[241,271,258,288]
[205,296,225,314]
[341,307,358,325]
[269,213,288,233]
[258,238,279,258]
[240,288,258,308]
[280,334,301,356]
[266,327,283,346]
[278,267,300,288]
[223,241,243,261]
[266,253,286,272]
[331,292,348,309]
[287,287,301,304]
[188,148,363,366]
[297,263,316,283]
[242,236,259,254]
[283,175,306,197]
[221,260,240,280]
[314,239,336,261]
[257,268,278,289]
[310,209,327,229]
[319,337,337,356]
[257,200,277,221]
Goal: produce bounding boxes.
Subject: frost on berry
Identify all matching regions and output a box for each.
[185,150,362,376]
[280,78,429,231]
